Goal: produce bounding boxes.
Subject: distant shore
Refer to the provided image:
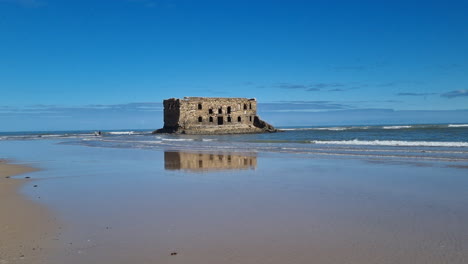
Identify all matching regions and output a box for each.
[0,160,58,264]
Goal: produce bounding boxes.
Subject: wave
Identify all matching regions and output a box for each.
[382,126,412,129]
[309,139,468,147]
[107,131,135,135]
[281,126,369,131]
[282,124,468,131]
[161,138,194,142]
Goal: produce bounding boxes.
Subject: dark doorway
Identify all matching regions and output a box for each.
[217,116,223,125]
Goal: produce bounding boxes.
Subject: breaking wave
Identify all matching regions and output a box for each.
[308,139,468,147]
[107,131,135,135]
[382,126,412,129]
[161,138,194,142]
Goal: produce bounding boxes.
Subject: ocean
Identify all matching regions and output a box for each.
[1,123,468,163]
[2,123,468,263]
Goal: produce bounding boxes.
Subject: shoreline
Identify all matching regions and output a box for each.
[0,160,58,264]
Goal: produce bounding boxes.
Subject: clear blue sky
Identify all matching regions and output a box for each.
[1,0,468,131]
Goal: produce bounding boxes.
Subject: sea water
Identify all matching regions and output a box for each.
[1,124,467,162]
[1,125,468,263]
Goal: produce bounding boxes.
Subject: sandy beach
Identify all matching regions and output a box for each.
[1,138,468,263]
[0,160,58,264]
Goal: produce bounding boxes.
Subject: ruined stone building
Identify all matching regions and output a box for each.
[164,151,257,172]
[154,97,276,134]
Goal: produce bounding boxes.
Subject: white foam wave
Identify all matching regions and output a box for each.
[382,126,412,129]
[314,127,348,131]
[161,138,194,142]
[281,127,348,131]
[38,134,63,138]
[107,131,134,135]
[448,124,468,128]
[282,126,371,131]
[309,139,468,147]
[202,139,215,142]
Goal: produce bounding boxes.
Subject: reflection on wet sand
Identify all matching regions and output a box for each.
[164,151,257,172]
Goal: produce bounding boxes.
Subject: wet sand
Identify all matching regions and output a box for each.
[1,140,468,263]
[0,160,58,264]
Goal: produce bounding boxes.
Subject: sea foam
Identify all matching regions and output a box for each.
[309,139,468,147]
[107,131,135,135]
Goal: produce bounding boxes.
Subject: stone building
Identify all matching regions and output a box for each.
[164,151,257,172]
[154,97,276,134]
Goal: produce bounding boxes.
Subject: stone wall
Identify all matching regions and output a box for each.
[156,97,277,134]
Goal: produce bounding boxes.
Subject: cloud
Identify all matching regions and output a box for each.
[259,101,353,112]
[0,0,44,7]
[397,92,437,96]
[276,82,345,92]
[0,102,163,116]
[441,89,468,98]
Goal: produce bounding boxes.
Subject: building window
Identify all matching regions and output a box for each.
[209,109,213,114]
[227,106,231,114]
[218,108,222,114]
[227,116,232,122]
[238,116,241,122]
[249,103,252,109]
[209,116,213,122]
[217,116,223,125]
[198,103,202,110]
[249,116,252,122]
[243,104,247,110]
[198,116,202,122]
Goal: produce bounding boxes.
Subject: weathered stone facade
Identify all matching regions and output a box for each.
[154,97,276,134]
[164,151,257,172]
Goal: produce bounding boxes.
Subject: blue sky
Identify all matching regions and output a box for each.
[1,0,467,131]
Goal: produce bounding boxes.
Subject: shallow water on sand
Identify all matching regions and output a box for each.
[1,140,468,263]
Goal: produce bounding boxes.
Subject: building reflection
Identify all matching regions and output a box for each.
[164,151,257,172]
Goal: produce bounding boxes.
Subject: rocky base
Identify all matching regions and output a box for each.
[153,119,278,135]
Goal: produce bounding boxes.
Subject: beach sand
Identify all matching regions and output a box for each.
[1,140,468,263]
[0,160,58,264]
